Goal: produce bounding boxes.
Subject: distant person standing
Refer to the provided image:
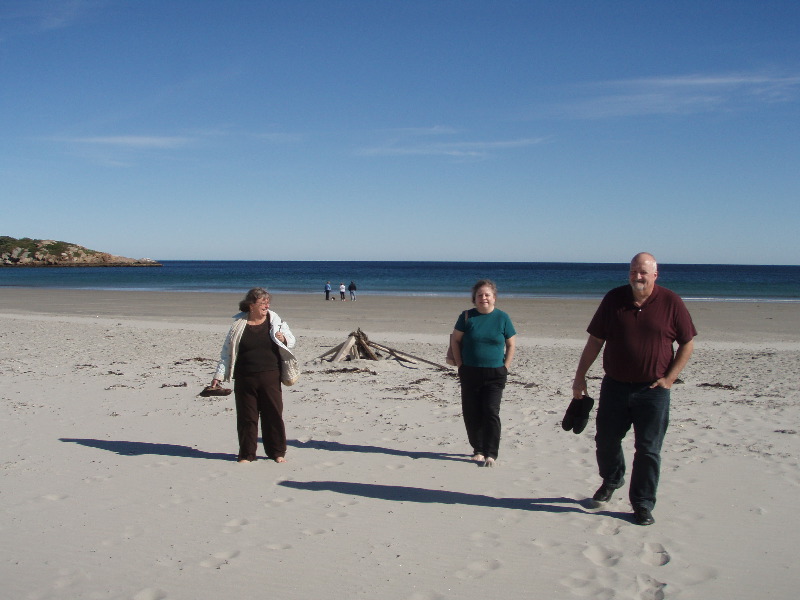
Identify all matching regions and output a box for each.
[449,279,516,467]
[325,281,332,301]
[571,252,697,526]
[348,281,357,301]
[339,282,346,301]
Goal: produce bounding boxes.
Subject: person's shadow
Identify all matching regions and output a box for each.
[58,438,468,463]
[287,439,467,462]
[59,439,632,521]
[278,480,631,521]
[59,438,232,461]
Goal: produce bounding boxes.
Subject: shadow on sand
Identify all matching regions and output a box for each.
[60,438,466,463]
[278,480,632,521]
[287,439,467,462]
[59,438,233,461]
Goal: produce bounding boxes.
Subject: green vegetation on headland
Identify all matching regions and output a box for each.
[0,236,161,267]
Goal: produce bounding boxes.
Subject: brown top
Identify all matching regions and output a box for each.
[233,318,281,377]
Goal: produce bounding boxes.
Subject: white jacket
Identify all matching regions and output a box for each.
[214,310,297,383]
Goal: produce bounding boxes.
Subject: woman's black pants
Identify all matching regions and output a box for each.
[459,365,508,460]
[233,370,285,461]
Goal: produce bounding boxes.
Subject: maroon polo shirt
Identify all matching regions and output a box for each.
[587,284,697,383]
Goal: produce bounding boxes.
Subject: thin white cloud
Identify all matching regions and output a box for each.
[172,126,305,144]
[558,72,800,119]
[380,125,461,136]
[0,0,104,34]
[359,138,545,158]
[253,132,305,144]
[60,135,193,149]
[39,0,89,30]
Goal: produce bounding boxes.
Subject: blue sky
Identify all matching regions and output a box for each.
[2,1,799,264]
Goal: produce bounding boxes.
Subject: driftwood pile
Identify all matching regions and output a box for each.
[317,328,449,370]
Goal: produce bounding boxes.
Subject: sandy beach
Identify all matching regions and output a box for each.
[2,287,799,599]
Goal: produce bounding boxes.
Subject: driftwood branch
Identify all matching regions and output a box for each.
[320,329,450,371]
[360,341,379,361]
[316,341,346,360]
[332,335,357,362]
[368,341,449,370]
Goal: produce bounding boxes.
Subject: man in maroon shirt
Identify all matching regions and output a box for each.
[572,253,697,525]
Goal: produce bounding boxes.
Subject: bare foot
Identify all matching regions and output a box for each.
[237,459,252,464]
[471,453,485,462]
[274,456,286,463]
[483,457,496,467]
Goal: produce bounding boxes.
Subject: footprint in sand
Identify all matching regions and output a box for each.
[199,550,240,569]
[469,531,502,549]
[132,588,168,600]
[583,544,623,567]
[531,538,563,551]
[636,573,666,600]
[405,592,448,600]
[52,567,87,591]
[265,542,293,551]
[640,542,671,566]
[82,474,112,484]
[673,509,705,525]
[679,564,719,585]
[560,569,615,599]
[325,511,348,518]
[314,460,344,470]
[265,496,294,507]
[596,520,622,536]
[494,511,526,526]
[198,471,228,483]
[301,528,330,536]
[42,494,69,501]
[222,518,249,533]
[158,494,189,508]
[145,460,178,468]
[454,559,502,580]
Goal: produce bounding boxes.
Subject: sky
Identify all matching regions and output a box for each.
[1,1,799,265]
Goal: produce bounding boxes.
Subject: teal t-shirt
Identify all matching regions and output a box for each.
[455,308,517,368]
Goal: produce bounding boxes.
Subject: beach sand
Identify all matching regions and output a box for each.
[2,288,799,599]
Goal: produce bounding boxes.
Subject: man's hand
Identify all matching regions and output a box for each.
[650,377,674,390]
[572,377,587,399]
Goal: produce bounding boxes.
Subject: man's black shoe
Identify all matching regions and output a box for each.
[633,506,655,526]
[561,395,595,434]
[592,483,616,504]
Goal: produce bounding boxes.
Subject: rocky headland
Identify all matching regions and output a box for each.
[1,237,161,267]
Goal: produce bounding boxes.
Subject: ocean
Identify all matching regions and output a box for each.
[1,261,799,302]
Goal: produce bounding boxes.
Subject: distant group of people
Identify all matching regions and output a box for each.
[208,252,696,527]
[325,281,357,301]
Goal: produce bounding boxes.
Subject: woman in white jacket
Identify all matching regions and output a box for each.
[210,288,296,463]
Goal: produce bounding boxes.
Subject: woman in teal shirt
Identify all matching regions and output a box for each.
[450,279,516,467]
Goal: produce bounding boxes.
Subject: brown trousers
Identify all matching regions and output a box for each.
[233,370,285,461]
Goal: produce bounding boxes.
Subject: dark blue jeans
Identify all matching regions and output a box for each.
[595,376,670,511]
[459,365,507,460]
